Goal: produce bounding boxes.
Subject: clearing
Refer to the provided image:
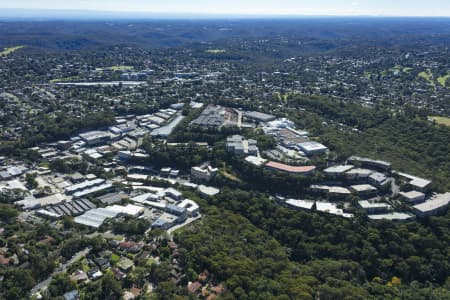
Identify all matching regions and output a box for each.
[437,74,450,87]
[0,45,24,56]
[429,116,450,127]
[108,65,134,71]
[418,69,434,85]
[206,49,226,54]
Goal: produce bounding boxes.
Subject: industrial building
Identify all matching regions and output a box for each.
[191,105,240,128]
[37,199,96,218]
[226,135,258,155]
[79,131,112,146]
[297,141,328,156]
[15,193,68,210]
[74,204,145,228]
[243,111,276,123]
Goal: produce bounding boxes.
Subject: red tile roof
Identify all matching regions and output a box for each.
[188,281,202,293]
[265,161,316,174]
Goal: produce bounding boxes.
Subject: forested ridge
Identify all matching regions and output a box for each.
[175,205,450,299]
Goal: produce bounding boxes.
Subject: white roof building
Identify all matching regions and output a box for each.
[285,199,315,210]
[368,212,415,221]
[413,193,450,217]
[323,165,354,176]
[198,185,220,197]
[315,202,353,218]
[297,141,328,155]
[399,191,426,204]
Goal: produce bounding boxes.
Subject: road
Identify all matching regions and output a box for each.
[30,247,90,296]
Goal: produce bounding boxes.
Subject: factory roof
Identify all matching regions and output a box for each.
[150,115,185,138]
[107,204,144,216]
[244,111,276,122]
[65,178,105,193]
[73,183,113,198]
[16,193,68,210]
[74,207,121,228]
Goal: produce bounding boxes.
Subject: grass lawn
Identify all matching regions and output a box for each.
[403,67,413,73]
[109,65,134,71]
[418,70,434,85]
[206,49,226,53]
[220,167,242,183]
[0,46,24,56]
[429,116,450,127]
[437,74,450,87]
[49,75,82,83]
[110,253,120,265]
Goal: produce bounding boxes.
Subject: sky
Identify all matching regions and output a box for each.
[0,0,449,17]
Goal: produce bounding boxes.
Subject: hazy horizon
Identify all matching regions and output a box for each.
[0,0,450,18]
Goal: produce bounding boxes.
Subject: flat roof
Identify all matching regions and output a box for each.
[151,115,185,138]
[346,168,373,176]
[244,111,276,122]
[368,212,415,221]
[351,184,378,192]
[348,156,391,167]
[265,161,316,174]
[178,199,200,212]
[298,141,328,152]
[399,191,425,199]
[329,186,351,194]
[285,199,314,210]
[324,165,354,174]
[198,185,220,196]
[358,200,391,209]
[245,155,267,166]
[413,193,450,213]
[315,202,353,218]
